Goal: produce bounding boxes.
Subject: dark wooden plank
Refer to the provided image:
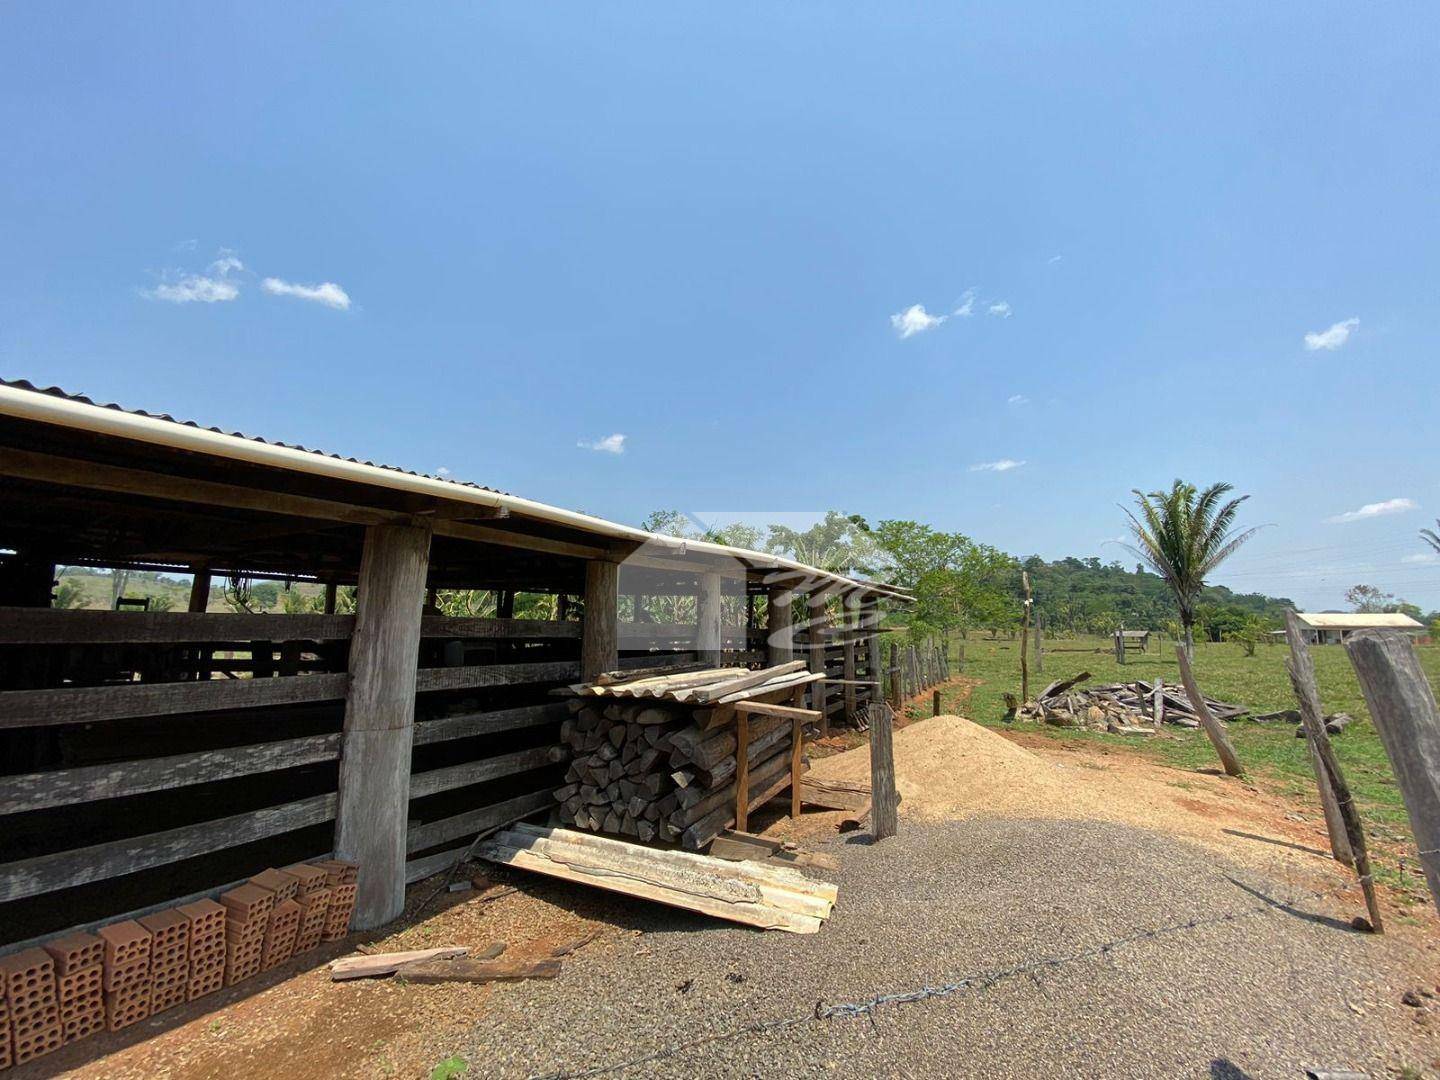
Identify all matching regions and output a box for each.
[406,789,553,853]
[415,662,581,692]
[1,733,342,813]
[409,746,556,800]
[413,703,567,746]
[0,673,350,729]
[0,607,356,644]
[0,793,337,903]
[420,616,581,640]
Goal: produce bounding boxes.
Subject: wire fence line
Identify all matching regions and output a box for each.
[527,872,1377,1080]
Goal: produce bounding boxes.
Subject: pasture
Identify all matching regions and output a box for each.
[931,632,1440,902]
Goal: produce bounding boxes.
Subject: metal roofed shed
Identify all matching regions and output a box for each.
[0,377,909,958]
[1289,612,1426,645]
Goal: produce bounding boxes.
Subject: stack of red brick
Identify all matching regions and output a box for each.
[0,859,357,1070]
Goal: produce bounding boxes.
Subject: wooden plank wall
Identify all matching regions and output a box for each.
[0,608,577,949]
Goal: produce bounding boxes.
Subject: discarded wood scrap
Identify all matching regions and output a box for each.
[476,822,837,934]
[398,955,560,984]
[1018,673,1249,733]
[708,829,840,871]
[330,946,468,981]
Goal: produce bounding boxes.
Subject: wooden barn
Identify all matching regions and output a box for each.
[0,378,908,955]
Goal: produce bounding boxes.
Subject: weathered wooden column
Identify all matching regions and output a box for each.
[582,561,619,681]
[842,590,860,723]
[807,589,830,734]
[335,521,432,930]
[870,702,899,840]
[696,570,723,666]
[187,562,211,613]
[323,582,338,615]
[1346,630,1440,914]
[766,582,795,665]
[864,599,883,709]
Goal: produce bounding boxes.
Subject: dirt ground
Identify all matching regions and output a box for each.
[24,715,1440,1080]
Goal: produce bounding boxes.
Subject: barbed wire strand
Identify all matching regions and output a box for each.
[528,873,1379,1080]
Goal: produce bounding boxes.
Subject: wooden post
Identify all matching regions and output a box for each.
[1020,571,1031,703]
[932,689,941,717]
[1174,645,1244,778]
[1034,611,1043,674]
[870,703,898,840]
[582,561,619,681]
[842,591,859,724]
[696,571,722,667]
[323,582,338,615]
[865,601,883,708]
[334,521,432,930]
[735,711,750,833]
[1115,630,1125,665]
[1345,630,1440,915]
[807,590,830,737]
[187,564,211,613]
[888,642,901,707]
[1284,611,1354,867]
[790,716,803,820]
[766,584,795,665]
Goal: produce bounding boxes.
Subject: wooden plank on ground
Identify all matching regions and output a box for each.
[395,956,561,984]
[476,823,834,934]
[330,947,468,981]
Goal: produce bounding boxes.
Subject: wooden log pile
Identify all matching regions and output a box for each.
[553,662,822,850]
[1018,673,1249,734]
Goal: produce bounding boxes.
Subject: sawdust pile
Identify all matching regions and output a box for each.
[806,715,1090,823]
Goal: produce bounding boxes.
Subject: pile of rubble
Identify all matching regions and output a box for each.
[1017,671,1249,735]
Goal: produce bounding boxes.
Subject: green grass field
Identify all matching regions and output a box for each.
[924,633,1440,901]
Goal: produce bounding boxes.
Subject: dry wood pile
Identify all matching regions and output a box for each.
[554,661,822,850]
[1018,671,1249,734]
[477,823,837,933]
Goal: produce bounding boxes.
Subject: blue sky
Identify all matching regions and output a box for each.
[2,4,1437,611]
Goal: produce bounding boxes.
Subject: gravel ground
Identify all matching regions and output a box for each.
[459,818,1438,1080]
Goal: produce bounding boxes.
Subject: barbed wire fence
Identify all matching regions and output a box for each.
[529,869,1398,1080]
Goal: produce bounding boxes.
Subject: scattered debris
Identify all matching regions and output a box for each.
[329,947,468,981]
[1018,675,1249,733]
[708,829,841,871]
[476,823,837,934]
[446,880,473,893]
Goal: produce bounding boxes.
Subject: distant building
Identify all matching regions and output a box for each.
[1288,612,1425,645]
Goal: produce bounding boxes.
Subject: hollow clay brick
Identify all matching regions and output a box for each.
[43,932,105,976]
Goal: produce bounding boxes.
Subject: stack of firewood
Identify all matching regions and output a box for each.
[1017,671,1249,733]
[553,662,818,849]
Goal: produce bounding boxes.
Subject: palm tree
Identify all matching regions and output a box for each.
[1122,480,1261,659]
[1422,519,1440,556]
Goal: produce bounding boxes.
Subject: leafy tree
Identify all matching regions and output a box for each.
[1121,480,1261,657]
[766,511,877,577]
[1345,584,1396,614]
[1231,615,1267,657]
[52,578,84,609]
[870,521,1016,636]
[147,594,174,613]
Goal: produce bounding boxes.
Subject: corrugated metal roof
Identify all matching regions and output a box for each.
[0,377,506,495]
[1295,613,1425,630]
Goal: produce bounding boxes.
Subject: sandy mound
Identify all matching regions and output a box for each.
[808,715,1078,822]
[803,715,1346,878]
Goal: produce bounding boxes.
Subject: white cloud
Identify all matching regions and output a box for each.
[890,303,947,338]
[1326,497,1417,523]
[261,277,351,310]
[143,248,243,304]
[146,274,239,304]
[434,466,451,477]
[1007,394,1029,405]
[1402,552,1439,564]
[578,433,626,454]
[1047,254,1063,265]
[1304,317,1359,351]
[969,458,1025,473]
[953,289,976,318]
[988,300,1012,318]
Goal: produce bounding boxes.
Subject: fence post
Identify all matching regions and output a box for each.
[1345,630,1440,915]
[870,703,899,840]
[1284,611,1354,866]
[1175,645,1244,778]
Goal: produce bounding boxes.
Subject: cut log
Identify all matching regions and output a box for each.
[797,776,871,812]
[396,956,562,984]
